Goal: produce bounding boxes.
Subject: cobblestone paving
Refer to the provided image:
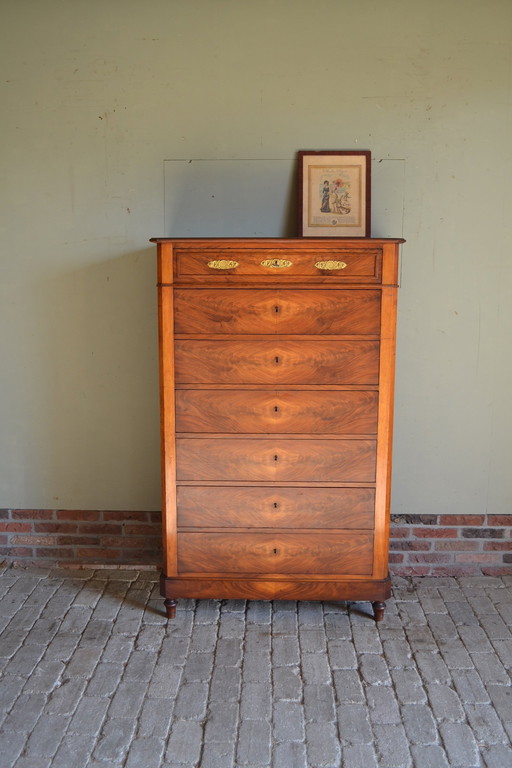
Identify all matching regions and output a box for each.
[0,567,511,767]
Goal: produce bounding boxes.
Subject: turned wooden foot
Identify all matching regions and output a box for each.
[372,601,385,622]
[164,598,177,619]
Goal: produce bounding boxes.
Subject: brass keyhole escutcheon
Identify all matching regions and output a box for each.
[261,258,293,269]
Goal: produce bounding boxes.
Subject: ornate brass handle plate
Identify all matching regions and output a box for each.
[206,257,347,271]
[314,260,347,271]
[207,259,239,270]
[261,258,293,269]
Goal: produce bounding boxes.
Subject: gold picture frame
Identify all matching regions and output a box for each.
[297,150,371,237]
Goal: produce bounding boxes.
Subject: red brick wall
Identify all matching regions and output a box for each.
[0,509,162,567]
[389,514,512,576]
[1,509,511,575]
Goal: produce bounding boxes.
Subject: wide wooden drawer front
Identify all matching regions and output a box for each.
[174,289,381,335]
[174,247,381,281]
[175,390,378,434]
[178,532,374,575]
[176,438,376,482]
[177,487,375,529]
[175,340,379,385]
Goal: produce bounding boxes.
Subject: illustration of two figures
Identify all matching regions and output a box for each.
[320,179,351,215]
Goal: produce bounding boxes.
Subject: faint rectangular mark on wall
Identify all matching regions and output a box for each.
[163,156,406,240]
[163,158,297,238]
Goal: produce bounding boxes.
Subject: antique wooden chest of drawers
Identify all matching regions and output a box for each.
[151,237,403,621]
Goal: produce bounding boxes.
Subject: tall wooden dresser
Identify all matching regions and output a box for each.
[152,238,403,621]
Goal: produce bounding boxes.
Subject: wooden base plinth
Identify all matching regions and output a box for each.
[160,573,391,623]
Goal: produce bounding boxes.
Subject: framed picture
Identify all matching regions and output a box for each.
[297,150,371,237]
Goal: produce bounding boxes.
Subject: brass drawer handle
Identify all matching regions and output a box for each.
[261,258,293,269]
[314,260,347,271]
[207,259,239,270]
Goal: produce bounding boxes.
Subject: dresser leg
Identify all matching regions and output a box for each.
[372,601,385,622]
[164,598,177,619]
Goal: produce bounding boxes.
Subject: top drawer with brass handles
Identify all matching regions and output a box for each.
[166,242,383,283]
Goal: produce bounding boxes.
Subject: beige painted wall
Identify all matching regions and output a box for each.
[1,0,511,514]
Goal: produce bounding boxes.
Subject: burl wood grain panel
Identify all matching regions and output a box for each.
[177,486,375,529]
[175,290,277,334]
[175,390,378,434]
[174,289,381,335]
[177,532,374,575]
[176,438,376,482]
[275,290,381,335]
[174,340,379,385]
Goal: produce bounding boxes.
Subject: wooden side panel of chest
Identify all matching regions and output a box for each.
[153,237,403,622]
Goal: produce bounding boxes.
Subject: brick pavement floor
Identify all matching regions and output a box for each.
[0,566,511,768]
